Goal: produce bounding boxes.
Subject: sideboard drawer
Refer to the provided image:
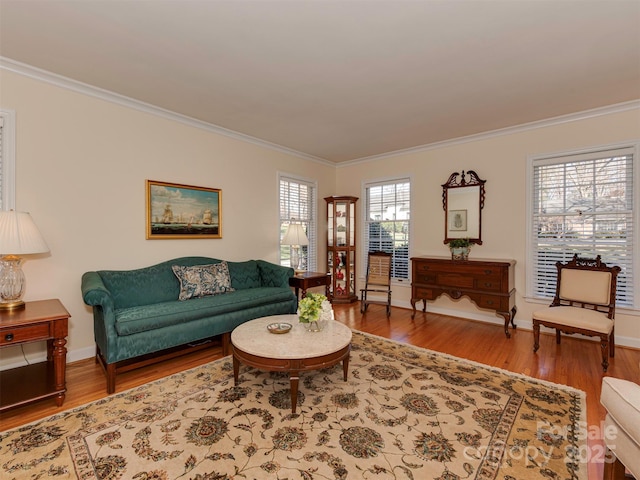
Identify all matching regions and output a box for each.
[413,287,436,300]
[474,277,502,292]
[0,323,50,345]
[436,273,475,289]
[478,294,503,310]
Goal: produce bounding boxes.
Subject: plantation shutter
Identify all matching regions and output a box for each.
[364,179,411,281]
[531,147,634,306]
[279,176,317,271]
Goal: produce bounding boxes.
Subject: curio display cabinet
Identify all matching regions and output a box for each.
[325,196,358,303]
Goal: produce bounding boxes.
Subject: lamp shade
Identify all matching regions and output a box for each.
[282,223,309,246]
[0,211,50,255]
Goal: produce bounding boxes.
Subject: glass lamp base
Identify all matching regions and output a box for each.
[0,299,25,310]
[0,255,26,309]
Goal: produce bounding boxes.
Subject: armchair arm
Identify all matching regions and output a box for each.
[257,260,294,288]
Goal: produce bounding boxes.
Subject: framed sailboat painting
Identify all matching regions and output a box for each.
[146,180,222,239]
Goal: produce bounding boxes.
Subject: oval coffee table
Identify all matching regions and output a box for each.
[231,314,352,413]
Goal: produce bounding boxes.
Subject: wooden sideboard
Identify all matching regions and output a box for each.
[410,256,517,338]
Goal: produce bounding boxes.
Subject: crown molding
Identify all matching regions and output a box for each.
[0,57,332,166]
[339,99,640,168]
[2,57,638,169]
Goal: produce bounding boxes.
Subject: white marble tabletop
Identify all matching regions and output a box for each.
[231,314,352,359]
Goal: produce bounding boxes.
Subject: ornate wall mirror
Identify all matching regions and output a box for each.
[442,170,486,245]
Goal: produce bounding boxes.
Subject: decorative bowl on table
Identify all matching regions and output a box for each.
[267,322,292,334]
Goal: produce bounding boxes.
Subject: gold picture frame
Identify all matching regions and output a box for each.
[146,180,222,239]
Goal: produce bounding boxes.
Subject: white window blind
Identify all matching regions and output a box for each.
[279,175,317,271]
[531,146,635,307]
[364,178,411,280]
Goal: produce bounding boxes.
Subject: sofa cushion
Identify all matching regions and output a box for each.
[172,262,234,300]
[227,260,262,290]
[98,257,225,309]
[258,259,294,287]
[99,263,181,309]
[601,377,640,450]
[114,287,294,336]
[532,306,613,334]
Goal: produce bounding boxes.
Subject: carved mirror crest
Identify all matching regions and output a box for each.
[442,170,486,245]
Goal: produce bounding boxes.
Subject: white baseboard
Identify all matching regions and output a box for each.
[392,300,640,350]
[3,302,637,372]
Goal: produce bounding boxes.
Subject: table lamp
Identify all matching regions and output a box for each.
[0,210,50,309]
[282,222,309,274]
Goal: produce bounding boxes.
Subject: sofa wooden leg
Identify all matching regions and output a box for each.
[106,364,116,394]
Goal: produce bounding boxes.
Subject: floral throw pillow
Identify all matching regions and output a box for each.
[172,262,235,301]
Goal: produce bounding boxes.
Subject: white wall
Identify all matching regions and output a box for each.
[336,106,640,347]
[0,70,336,366]
[1,67,639,369]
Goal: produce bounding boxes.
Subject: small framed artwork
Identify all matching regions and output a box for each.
[146,180,222,239]
[449,209,467,232]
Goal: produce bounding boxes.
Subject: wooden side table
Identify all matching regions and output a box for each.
[0,299,70,411]
[289,272,331,300]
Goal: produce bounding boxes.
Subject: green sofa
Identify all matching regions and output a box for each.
[81,256,297,393]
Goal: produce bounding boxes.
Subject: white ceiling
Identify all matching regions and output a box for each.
[1,0,639,163]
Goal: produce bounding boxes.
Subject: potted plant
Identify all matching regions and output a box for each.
[449,238,471,260]
[297,293,331,331]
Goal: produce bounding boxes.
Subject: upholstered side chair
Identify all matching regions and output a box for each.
[532,254,621,372]
[360,251,392,317]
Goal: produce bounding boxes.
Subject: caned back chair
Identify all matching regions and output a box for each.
[360,251,392,317]
[532,254,620,372]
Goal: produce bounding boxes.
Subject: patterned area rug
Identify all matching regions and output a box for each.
[0,330,587,480]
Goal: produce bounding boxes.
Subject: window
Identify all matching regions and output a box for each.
[528,145,636,308]
[279,174,317,271]
[0,109,16,211]
[363,178,411,281]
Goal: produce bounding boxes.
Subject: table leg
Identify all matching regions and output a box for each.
[342,354,349,381]
[233,354,240,385]
[499,307,517,338]
[289,372,300,414]
[52,337,67,406]
[410,298,428,319]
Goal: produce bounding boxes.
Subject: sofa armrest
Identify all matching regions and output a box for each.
[81,271,115,310]
[257,260,294,288]
[82,271,119,363]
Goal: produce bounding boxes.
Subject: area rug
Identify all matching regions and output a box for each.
[0,330,587,480]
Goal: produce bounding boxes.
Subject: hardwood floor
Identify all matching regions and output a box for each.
[1,303,638,479]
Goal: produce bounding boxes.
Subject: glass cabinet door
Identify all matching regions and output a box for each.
[325,196,358,303]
